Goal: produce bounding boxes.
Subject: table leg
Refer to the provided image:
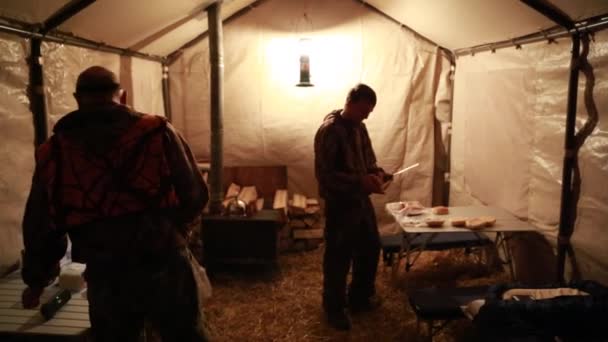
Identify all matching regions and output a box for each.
[403,233,439,272]
[495,232,515,280]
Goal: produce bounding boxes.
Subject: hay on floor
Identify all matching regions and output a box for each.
[203,244,508,341]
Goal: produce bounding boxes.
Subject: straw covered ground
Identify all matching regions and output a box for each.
[203,244,508,341]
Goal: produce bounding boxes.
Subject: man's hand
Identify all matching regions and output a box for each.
[362,174,384,194]
[376,170,393,183]
[119,89,128,105]
[22,286,44,309]
[377,171,393,192]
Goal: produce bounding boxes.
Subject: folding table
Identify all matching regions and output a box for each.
[385,204,538,278]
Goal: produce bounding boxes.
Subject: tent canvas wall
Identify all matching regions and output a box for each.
[0,0,607,284]
[451,31,608,283]
[168,0,451,224]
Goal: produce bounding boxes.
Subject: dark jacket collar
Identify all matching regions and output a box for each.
[53,104,140,134]
[326,109,362,128]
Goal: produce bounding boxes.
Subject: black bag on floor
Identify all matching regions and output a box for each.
[473,280,608,341]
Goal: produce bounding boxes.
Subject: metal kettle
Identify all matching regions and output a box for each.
[225,197,247,216]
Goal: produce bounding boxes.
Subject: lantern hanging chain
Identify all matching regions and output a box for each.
[295,3,314,38]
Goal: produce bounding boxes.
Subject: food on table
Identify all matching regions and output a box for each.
[432,206,449,215]
[407,201,424,210]
[396,201,426,216]
[466,218,486,229]
[425,218,444,228]
[450,217,468,227]
[480,216,497,227]
[404,208,425,216]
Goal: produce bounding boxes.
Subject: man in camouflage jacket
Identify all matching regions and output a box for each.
[21,66,209,341]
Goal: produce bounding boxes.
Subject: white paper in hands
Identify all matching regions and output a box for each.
[392,163,420,177]
[382,163,420,191]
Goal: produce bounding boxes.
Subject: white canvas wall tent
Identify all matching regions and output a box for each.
[0,0,607,285]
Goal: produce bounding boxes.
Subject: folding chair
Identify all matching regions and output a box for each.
[408,286,489,341]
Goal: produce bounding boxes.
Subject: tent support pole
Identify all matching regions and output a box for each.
[207,1,225,214]
[39,0,96,34]
[24,0,98,147]
[521,0,588,284]
[28,38,48,147]
[520,0,574,30]
[445,62,455,206]
[556,34,581,283]
[0,22,164,62]
[161,62,173,122]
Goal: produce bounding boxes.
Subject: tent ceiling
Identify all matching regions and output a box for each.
[1,0,608,56]
[0,0,68,24]
[551,0,608,21]
[365,0,608,50]
[365,0,553,50]
[57,0,215,49]
[137,0,257,56]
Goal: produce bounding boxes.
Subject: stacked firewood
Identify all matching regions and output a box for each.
[272,190,324,252]
[287,193,323,252]
[272,189,290,252]
[222,183,264,216]
[218,183,325,253]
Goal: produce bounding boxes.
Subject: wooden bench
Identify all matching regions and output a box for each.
[0,270,90,341]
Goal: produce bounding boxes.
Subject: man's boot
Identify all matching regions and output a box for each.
[326,310,351,331]
[349,296,382,314]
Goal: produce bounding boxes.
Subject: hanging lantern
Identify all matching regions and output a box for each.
[297,38,313,87]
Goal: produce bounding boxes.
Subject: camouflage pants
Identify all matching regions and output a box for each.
[322,198,380,313]
[85,248,209,342]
